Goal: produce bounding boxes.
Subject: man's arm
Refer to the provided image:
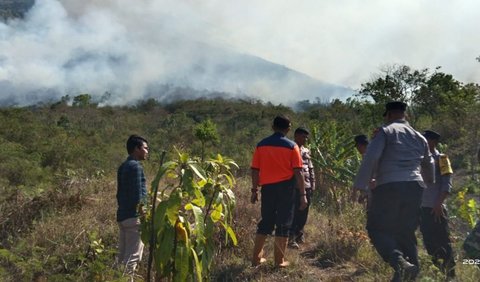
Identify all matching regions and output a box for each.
[353,129,385,190]
[308,158,315,191]
[251,169,260,204]
[432,172,452,220]
[126,162,143,213]
[421,146,435,184]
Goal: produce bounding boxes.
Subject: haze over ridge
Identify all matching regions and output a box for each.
[0,0,352,106]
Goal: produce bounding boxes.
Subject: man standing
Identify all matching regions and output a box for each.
[354,134,369,156]
[117,135,149,276]
[250,115,307,267]
[353,102,434,282]
[353,134,372,206]
[289,127,315,249]
[419,130,455,279]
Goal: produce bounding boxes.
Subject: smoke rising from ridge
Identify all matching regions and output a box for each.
[1,0,479,106]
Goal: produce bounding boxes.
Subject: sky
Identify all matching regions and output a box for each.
[198,0,480,86]
[0,0,479,105]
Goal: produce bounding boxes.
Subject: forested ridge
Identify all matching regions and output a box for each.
[1,65,480,281]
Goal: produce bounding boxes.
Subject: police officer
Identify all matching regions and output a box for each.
[353,134,373,206]
[353,101,434,282]
[289,127,315,249]
[419,130,455,278]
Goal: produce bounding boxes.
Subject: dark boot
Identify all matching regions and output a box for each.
[391,255,419,282]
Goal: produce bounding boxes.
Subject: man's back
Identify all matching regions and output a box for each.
[252,132,301,186]
[354,119,433,188]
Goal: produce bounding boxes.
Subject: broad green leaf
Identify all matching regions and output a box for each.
[154,225,175,275]
[188,203,205,242]
[174,243,190,282]
[192,188,206,207]
[210,204,223,222]
[221,222,238,246]
[166,192,181,225]
[190,247,203,281]
[188,163,206,181]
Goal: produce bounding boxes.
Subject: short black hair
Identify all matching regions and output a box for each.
[126,135,148,154]
[383,101,407,117]
[294,127,310,135]
[423,130,441,141]
[273,115,291,130]
[354,134,369,145]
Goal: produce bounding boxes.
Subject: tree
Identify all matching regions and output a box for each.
[72,94,93,108]
[358,65,428,105]
[194,119,219,161]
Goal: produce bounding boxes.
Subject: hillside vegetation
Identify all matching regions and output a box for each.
[1,65,480,281]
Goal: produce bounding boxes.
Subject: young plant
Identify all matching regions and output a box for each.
[141,151,238,281]
[309,121,360,213]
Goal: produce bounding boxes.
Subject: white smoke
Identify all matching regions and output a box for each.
[1,0,478,106]
[0,0,356,106]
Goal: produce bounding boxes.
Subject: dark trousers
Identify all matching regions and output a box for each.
[366,181,423,268]
[257,179,296,237]
[420,207,455,272]
[290,188,312,238]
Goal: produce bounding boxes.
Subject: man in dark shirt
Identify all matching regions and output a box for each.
[250,115,307,267]
[116,135,149,276]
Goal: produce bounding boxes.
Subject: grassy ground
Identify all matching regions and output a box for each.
[1,175,480,281]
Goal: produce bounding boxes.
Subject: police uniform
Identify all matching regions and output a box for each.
[353,101,435,281]
[290,144,315,244]
[419,130,455,277]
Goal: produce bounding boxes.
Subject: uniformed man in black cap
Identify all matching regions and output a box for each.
[419,130,455,279]
[353,101,434,282]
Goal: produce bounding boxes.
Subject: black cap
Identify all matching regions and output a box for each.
[354,134,369,145]
[423,130,441,140]
[294,127,310,135]
[383,101,407,117]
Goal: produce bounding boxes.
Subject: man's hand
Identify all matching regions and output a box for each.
[299,195,308,210]
[350,188,359,203]
[431,202,445,223]
[250,190,259,204]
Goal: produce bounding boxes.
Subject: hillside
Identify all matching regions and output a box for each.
[0,95,479,281]
[0,0,34,19]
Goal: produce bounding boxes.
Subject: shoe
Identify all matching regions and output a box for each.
[288,240,299,249]
[398,256,419,281]
[296,234,305,244]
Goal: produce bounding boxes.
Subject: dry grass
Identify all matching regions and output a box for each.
[2,174,480,281]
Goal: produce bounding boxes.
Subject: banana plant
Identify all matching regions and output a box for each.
[140,151,238,281]
[309,121,361,213]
